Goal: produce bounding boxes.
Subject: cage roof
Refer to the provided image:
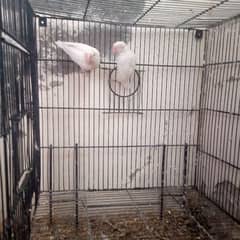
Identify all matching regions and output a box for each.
[29,0,240,28]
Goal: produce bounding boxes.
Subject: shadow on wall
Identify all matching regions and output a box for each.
[38,2,147,79]
[212,180,240,220]
[38,22,133,86]
[86,0,146,24]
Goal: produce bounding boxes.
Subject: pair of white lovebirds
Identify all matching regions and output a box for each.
[55,40,136,89]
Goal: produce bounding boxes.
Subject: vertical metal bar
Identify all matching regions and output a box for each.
[54,18,61,192]
[29,13,41,205]
[0,155,5,239]
[92,21,96,190]
[150,27,157,187]
[195,30,209,189]
[216,23,229,206]
[49,144,53,224]
[67,20,70,191]
[0,3,12,237]
[118,25,122,189]
[77,19,80,190]
[83,20,87,190]
[60,19,65,191]
[160,144,166,220]
[221,22,234,212]
[183,144,188,195]
[102,22,106,190]
[75,143,79,228]
[124,24,128,189]
[221,21,235,212]
[176,29,185,186]
[138,26,143,188]
[97,22,101,190]
[87,21,91,190]
[108,23,112,189]
[230,20,240,218]
[156,28,163,187]
[171,29,177,187]
[193,31,203,188]
[12,118,20,197]
[143,26,148,188]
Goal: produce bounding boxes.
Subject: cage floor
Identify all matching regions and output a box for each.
[31,188,240,240]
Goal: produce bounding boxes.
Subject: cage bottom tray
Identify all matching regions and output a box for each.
[31,211,215,240]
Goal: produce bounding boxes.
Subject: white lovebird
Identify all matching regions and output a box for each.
[55,41,100,72]
[112,41,136,89]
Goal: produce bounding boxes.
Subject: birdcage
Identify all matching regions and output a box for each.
[0,0,240,239]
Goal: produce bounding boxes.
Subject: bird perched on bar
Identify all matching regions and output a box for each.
[55,41,100,72]
[112,41,136,89]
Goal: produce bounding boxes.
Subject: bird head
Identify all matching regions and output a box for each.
[85,50,100,68]
[112,41,127,55]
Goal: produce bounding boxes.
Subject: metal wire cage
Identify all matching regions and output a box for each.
[37,18,203,192]
[35,11,240,229]
[0,0,240,239]
[0,0,40,239]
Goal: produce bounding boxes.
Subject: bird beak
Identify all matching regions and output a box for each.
[85,53,93,65]
[112,46,116,54]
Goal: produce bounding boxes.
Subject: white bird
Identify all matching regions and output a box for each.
[112,41,136,89]
[55,41,100,72]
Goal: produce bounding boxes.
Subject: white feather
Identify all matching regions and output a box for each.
[55,41,100,72]
[112,41,136,89]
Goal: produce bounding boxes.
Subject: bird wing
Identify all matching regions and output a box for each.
[116,51,136,84]
[55,41,100,71]
[56,41,99,54]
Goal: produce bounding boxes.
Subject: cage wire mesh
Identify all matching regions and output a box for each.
[197,17,240,222]
[29,0,240,28]
[0,0,240,239]
[37,18,203,192]
[34,12,240,239]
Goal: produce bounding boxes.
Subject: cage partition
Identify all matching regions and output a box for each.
[0,0,40,239]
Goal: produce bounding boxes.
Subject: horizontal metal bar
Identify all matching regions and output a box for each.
[202,108,240,117]
[176,0,229,27]
[40,144,198,149]
[199,150,240,170]
[203,195,240,225]
[210,13,240,29]
[37,58,203,68]
[134,0,161,24]
[39,106,199,112]
[102,111,144,115]
[205,60,240,66]
[39,186,188,194]
[34,13,199,30]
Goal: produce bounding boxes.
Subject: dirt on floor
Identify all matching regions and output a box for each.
[31,210,212,240]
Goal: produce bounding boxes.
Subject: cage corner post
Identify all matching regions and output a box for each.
[0,4,12,239]
[194,30,208,191]
[28,4,41,209]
